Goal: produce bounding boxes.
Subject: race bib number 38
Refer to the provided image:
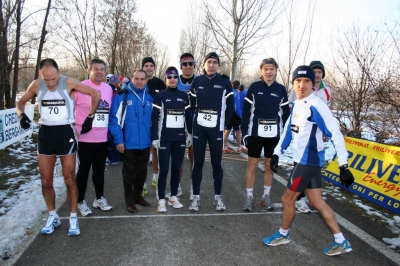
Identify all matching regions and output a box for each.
[198,108,218,128]
[258,119,278,138]
[41,99,67,122]
[93,108,109,128]
[166,109,184,128]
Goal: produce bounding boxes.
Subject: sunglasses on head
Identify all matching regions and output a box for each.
[166,75,179,79]
[182,62,194,67]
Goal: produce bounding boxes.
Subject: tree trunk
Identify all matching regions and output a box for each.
[11,0,24,108]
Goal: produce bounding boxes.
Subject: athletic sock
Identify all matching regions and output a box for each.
[70,212,77,218]
[279,228,289,236]
[263,186,271,196]
[153,173,159,180]
[334,233,345,243]
[49,210,57,216]
[246,188,254,198]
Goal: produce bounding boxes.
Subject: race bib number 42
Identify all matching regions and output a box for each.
[258,119,278,138]
[197,108,218,128]
[166,109,184,128]
[41,99,67,122]
[93,108,109,128]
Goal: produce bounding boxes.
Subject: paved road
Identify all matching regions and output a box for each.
[6,145,400,265]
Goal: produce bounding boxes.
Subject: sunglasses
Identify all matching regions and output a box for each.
[182,62,194,67]
[166,75,179,79]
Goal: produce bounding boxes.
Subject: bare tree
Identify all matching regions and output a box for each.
[203,0,282,80]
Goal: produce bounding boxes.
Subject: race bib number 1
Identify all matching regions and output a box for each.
[166,109,184,128]
[197,108,218,128]
[258,119,278,138]
[93,108,109,128]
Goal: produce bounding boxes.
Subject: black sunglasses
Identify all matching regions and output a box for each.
[182,62,194,67]
[166,75,179,79]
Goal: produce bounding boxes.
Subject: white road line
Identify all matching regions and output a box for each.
[227,143,400,263]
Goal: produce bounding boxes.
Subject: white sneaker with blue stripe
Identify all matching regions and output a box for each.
[41,214,61,234]
[68,217,80,236]
[323,240,352,256]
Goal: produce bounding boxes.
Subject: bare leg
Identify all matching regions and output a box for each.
[60,154,78,213]
[235,130,241,147]
[281,188,301,229]
[263,157,273,186]
[245,157,260,188]
[38,155,57,211]
[223,129,230,148]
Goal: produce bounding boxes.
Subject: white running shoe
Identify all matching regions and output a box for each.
[157,199,167,213]
[213,195,226,211]
[189,195,200,211]
[93,196,112,211]
[78,200,92,216]
[68,217,80,236]
[41,214,61,234]
[177,184,183,197]
[168,196,183,209]
[296,197,311,213]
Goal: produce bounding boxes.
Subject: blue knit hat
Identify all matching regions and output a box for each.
[292,65,315,85]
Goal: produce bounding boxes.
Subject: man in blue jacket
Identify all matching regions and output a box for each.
[109,69,153,213]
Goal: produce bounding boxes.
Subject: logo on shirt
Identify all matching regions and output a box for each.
[127,100,132,105]
[257,92,263,95]
[181,144,186,147]
[198,86,204,90]
[214,85,223,89]
[177,98,184,102]
[217,137,222,141]
[166,99,171,102]
[270,93,278,98]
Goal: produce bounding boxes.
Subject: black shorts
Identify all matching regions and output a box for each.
[287,163,322,192]
[247,136,279,158]
[38,124,78,156]
[226,113,241,131]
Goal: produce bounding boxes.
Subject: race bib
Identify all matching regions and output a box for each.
[41,99,67,122]
[166,109,184,128]
[197,108,217,128]
[258,119,278,138]
[93,108,109,128]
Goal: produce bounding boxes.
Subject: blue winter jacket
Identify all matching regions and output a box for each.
[108,82,153,150]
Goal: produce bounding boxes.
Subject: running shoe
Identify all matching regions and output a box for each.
[189,195,200,211]
[78,200,92,216]
[93,196,112,211]
[323,240,353,256]
[68,217,80,236]
[157,199,167,213]
[142,183,148,197]
[261,195,275,211]
[262,230,290,246]
[222,147,234,153]
[105,158,111,165]
[296,197,311,213]
[168,196,183,209]
[41,214,61,234]
[243,196,254,212]
[213,195,226,211]
[237,145,248,153]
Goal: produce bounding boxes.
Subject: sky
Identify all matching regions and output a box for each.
[136,0,399,68]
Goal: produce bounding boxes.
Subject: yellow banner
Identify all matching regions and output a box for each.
[324,136,400,214]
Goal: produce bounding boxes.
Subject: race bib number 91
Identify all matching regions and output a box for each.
[166,109,184,128]
[258,118,278,138]
[198,108,217,128]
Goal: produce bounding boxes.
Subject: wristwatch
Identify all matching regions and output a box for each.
[339,164,348,170]
[87,114,95,119]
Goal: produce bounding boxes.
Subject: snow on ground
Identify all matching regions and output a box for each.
[0,134,399,259]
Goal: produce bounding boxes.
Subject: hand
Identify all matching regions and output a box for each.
[270,154,279,173]
[116,144,125,153]
[186,134,193,147]
[242,135,249,148]
[152,140,160,150]
[19,113,31,129]
[80,116,94,134]
[339,166,354,188]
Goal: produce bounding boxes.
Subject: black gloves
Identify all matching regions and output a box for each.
[270,154,279,173]
[19,113,31,129]
[81,116,94,134]
[339,165,354,188]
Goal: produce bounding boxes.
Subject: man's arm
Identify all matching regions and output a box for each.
[66,77,101,115]
[16,80,39,116]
